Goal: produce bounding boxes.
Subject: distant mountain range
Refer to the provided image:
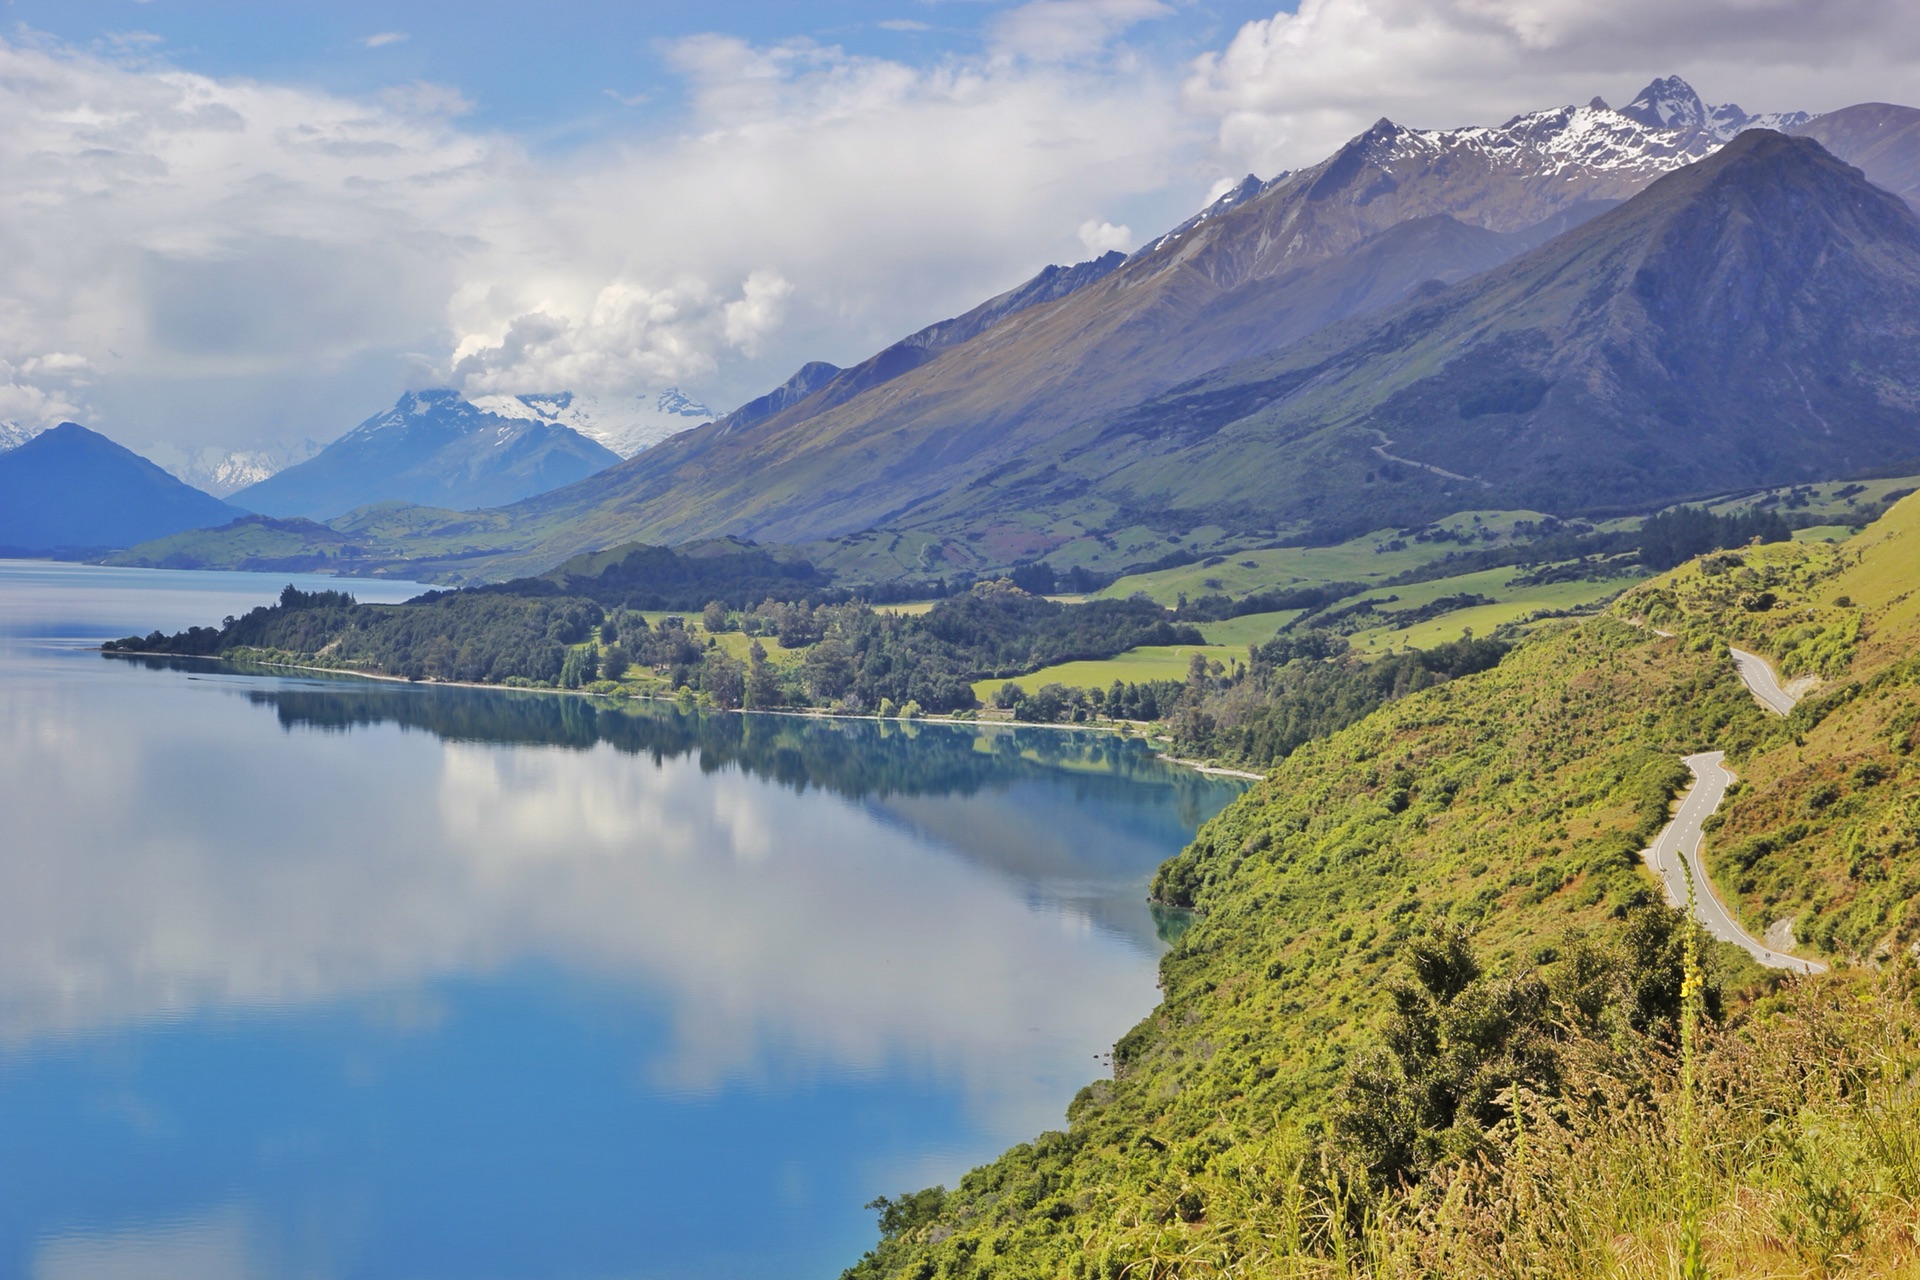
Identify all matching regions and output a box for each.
[353,80,1915,583]
[94,79,1920,585]
[126,387,712,504]
[231,390,623,521]
[0,424,242,553]
[0,421,40,453]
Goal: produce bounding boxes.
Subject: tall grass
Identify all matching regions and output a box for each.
[1091,965,1920,1280]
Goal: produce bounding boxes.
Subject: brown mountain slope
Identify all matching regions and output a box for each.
[1792,102,1920,208]
[934,131,1920,542]
[496,101,1725,559]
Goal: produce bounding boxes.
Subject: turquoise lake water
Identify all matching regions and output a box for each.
[0,561,1243,1279]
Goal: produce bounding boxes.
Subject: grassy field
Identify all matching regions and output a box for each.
[1343,569,1643,651]
[1096,510,1558,606]
[972,642,1237,703]
[981,565,1642,695]
[1700,473,1920,521]
[1347,574,1640,652]
[1791,523,1859,543]
[1194,609,1302,647]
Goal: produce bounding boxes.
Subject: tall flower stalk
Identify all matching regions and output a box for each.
[1679,874,1708,1280]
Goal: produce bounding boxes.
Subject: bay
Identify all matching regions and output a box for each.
[0,561,1242,1280]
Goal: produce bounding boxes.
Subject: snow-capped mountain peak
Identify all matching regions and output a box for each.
[1620,75,1707,133]
[654,388,713,420]
[1319,77,1815,192]
[1616,75,1812,144]
[468,387,716,458]
[0,421,43,453]
[142,439,324,497]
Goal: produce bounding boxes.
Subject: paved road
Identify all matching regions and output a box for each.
[1642,751,1826,974]
[1729,646,1799,716]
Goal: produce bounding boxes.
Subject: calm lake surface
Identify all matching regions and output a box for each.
[0,561,1243,1280]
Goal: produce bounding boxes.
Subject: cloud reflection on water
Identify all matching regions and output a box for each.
[0,660,1234,1143]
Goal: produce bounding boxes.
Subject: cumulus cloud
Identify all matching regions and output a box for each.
[436,30,1194,407]
[0,27,1193,452]
[1186,0,1920,174]
[0,36,493,443]
[0,368,83,427]
[1077,218,1134,252]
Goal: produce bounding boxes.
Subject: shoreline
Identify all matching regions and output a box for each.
[99,648,1266,781]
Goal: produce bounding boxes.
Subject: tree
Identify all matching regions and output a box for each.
[560,643,599,689]
[601,643,631,681]
[703,651,745,709]
[746,639,781,710]
[703,600,732,633]
[801,637,854,702]
[1009,562,1055,594]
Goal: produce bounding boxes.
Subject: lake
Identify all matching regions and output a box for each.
[0,561,1243,1280]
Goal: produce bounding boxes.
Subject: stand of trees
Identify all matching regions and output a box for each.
[109,580,1204,716]
[1638,504,1793,571]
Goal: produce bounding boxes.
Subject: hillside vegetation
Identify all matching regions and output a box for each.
[840,494,1920,1279]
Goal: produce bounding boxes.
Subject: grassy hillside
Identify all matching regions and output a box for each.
[842,495,1920,1279]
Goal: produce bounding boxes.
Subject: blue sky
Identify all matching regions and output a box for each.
[0,0,1915,464]
[5,2,1283,147]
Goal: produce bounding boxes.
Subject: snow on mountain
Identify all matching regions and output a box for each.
[230,389,621,520]
[1142,77,1815,259]
[469,388,716,459]
[0,421,42,453]
[1136,173,1276,257]
[1618,75,1812,144]
[148,441,323,497]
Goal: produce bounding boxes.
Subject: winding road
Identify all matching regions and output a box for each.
[1636,647,1825,973]
[1641,751,1825,974]
[1729,647,1799,717]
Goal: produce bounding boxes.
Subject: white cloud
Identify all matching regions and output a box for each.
[362,31,409,49]
[435,31,1194,406]
[0,358,85,426]
[1185,0,1920,175]
[1077,218,1134,252]
[722,269,795,355]
[0,28,1194,452]
[989,0,1175,63]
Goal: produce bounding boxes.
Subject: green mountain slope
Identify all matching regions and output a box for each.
[841,493,1920,1278]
